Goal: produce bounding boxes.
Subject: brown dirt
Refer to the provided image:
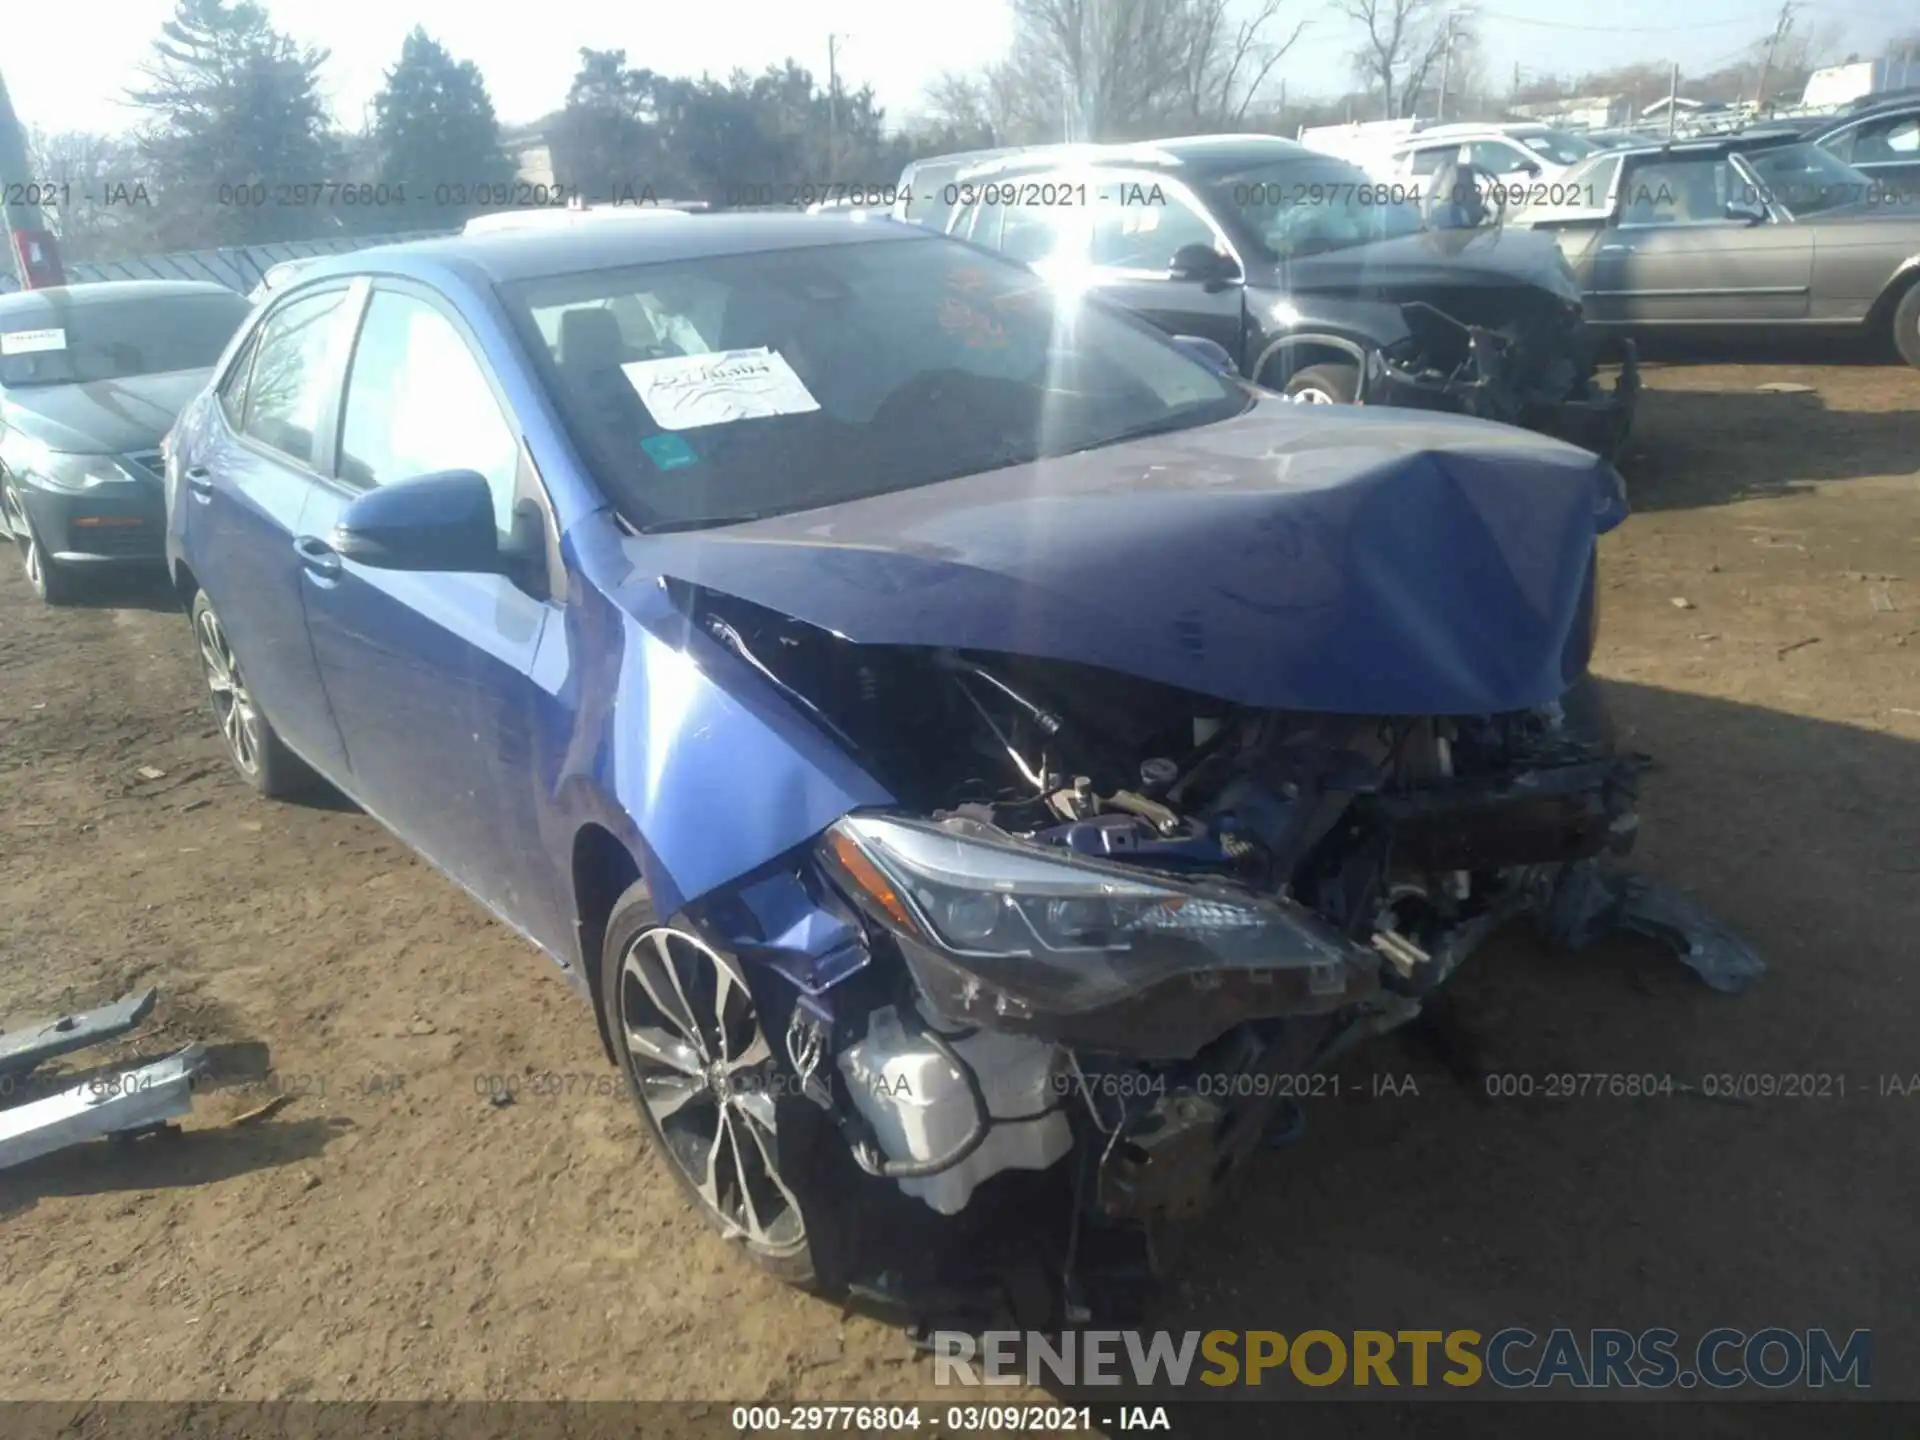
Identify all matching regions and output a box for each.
[0,356,1916,1414]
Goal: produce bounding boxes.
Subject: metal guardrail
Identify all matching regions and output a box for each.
[0,229,455,295]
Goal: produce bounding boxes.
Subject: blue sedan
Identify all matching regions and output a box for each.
[163,213,1753,1311]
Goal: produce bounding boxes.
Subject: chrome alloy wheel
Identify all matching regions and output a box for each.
[195,604,260,775]
[619,926,807,1255]
[1289,386,1339,404]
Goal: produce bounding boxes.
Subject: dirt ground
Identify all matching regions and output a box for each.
[1,353,1917,1424]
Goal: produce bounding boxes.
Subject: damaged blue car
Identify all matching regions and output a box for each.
[162,214,1760,1324]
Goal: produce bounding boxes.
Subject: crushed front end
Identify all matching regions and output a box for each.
[681,590,1760,1327]
[1364,286,1638,460]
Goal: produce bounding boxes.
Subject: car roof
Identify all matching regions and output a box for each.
[283,212,926,289]
[0,279,239,317]
[1605,129,1807,161]
[958,134,1316,181]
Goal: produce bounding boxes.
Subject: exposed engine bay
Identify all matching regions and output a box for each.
[1370,291,1640,460]
[681,583,1761,1325]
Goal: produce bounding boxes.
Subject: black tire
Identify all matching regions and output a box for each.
[601,882,818,1285]
[7,488,76,605]
[1283,362,1361,405]
[188,590,317,798]
[1893,283,1920,369]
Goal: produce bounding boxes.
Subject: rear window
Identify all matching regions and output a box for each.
[0,291,252,387]
[502,235,1246,532]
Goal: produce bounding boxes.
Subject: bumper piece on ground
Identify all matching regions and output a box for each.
[1539,858,1766,994]
[0,1044,207,1171]
[0,987,159,1079]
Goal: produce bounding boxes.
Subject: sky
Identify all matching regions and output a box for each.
[2,0,1911,143]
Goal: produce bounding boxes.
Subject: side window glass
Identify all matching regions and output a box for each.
[217,330,260,428]
[1854,116,1920,162]
[1581,155,1621,208]
[339,291,521,535]
[1617,159,1730,226]
[1089,188,1218,271]
[241,288,352,467]
[1470,141,1527,174]
[1407,147,1454,177]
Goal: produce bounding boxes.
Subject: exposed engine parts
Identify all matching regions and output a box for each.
[683,583,1762,1317]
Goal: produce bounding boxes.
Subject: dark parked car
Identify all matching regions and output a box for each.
[0,280,253,602]
[901,135,1637,457]
[164,216,1755,1318]
[1510,131,1920,366]
[1805,95,1920,193]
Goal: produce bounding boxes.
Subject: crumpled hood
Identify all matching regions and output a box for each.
[629,397,1628,716]
[0,368,211,454]
[1259,226,1581,302]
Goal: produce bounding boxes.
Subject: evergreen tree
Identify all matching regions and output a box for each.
[127,0,337,247]
[373,27,512,225]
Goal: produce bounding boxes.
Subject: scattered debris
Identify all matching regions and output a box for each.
[0,988,209,1172]
[1670,597,1695,609]
[1871,588,1897,614]
[1755,381,1816,394]
[1692,633,1719,642]
[230,1093,296,1127]
[405,1018,437,1036]
[135,766,167,781]
[487,1090,515,1109]
[1776,637,1821,659]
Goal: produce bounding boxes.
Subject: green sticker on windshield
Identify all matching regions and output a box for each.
[641,433,699,471]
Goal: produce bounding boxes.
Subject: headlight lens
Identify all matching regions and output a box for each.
[819,812,1369,1029]
[0,434,134,492]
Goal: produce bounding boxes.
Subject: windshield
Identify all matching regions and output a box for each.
[0,291,252,387]
[1737,141,1878,216]
[1211,162,1426,261]
[503,235,1248,532]
[1520,130,1599,165]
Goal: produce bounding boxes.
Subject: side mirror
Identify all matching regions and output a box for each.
[1170,334,1237,375]
[1725,198,1768,225]
[1168,242,1239,285]
[332,469,501,574]
[1516,160,1543,177]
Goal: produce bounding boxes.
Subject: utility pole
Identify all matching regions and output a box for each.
[826,33,848,174]
[1666,62,1680,141]
[1751,1,1794,113]
[1438,12,1458,123]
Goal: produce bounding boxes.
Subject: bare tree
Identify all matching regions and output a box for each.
[1338,0,1442,119]
[1174,0,1309,130]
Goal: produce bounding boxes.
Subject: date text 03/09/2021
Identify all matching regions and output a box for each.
[729,1406,1166,1434]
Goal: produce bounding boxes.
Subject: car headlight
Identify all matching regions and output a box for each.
[0,433,134,492]
[818,812,1368,1030]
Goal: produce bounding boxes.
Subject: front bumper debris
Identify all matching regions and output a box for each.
[0,988,208,1172]
[1366,333,1639,460]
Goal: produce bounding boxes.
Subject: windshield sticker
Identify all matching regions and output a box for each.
[0,327,67,356]
[640,432,700,471]
[621,347,820,431]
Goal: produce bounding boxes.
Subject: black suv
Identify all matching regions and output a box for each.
[896,135,1636,456]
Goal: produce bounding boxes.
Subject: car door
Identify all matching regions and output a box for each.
[296,280,565,938]
[183,283,358,779]
[1594,154,1812,324]
[1081,171,1246,360]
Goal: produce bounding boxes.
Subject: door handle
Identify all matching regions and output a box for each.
[184,465,214,495]
[293,534,342,579]
[1598,243,1630,254]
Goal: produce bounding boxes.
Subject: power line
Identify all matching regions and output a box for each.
[1472,9,1778,31]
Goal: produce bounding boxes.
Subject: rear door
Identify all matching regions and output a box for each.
[181,283,358,779]
[296,280,567,941]
[1596,154,1812,324]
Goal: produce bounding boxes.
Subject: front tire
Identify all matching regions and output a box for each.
[1893,283,1920,369]
[1283,362,1361,405]
[189,590,316,798]
[602,883,818,1285]
[8,492,75,605]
